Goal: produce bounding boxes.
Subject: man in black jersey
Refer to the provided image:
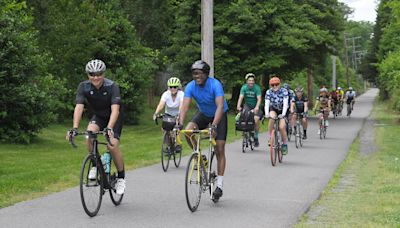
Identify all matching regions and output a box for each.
[68,59,126,195]
[290,86,308,139]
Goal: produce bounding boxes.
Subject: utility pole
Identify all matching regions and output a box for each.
[344,33,350,87]
[201,0,214,77]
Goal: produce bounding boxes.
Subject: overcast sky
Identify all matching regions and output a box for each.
[339,0,378,23]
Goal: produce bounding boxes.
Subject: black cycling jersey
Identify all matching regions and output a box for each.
[294,95,308,113]
[75,79,122,118]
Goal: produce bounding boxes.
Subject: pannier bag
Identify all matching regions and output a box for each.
[235,108,255,131]
[162,115,177,131]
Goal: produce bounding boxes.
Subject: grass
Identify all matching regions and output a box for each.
[0,103,255,208]
[297,101,400,227]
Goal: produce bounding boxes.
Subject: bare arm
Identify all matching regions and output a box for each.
[237,95,244,111]
[304,102,308,113]
[154,100,166,116]
[107,104,120,129]
[212,96,225,126]
[73,104,84,129]
[179,97,191,125]
[255,95,262,111]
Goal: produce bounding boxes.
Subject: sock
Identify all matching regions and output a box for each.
[217,175,224,189]
[254,131,259,139]
[304,129,307,134]
[118,170,125,179]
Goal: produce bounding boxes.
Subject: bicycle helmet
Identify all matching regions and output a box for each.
[320,87,328,93]
[167,77,181,87]
[85,59,106,73]
[295,86,303,92]
[245,73,255,80]
[337,86,342,90]
[269,77,281,85]
[191,60,210,75]
[349,87,353,90]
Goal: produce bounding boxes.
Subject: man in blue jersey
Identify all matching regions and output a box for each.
[179,60,228,201]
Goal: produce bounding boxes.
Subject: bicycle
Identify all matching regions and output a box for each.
[294,113,304,149]
[155,114,182,172]
[241,131,254,153]
[177,126,217,212]
[286,114,293,142]
[318,110,328,139]
[269,115,284,166]
[346,100,353,117]
[68,130,123,217]
[331,101,338,119]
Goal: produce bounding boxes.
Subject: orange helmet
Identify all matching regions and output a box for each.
[269,77,281,85]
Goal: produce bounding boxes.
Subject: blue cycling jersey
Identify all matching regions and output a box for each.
[184,77,228,117]
[265,88,289,110]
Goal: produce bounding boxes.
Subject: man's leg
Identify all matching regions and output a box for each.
[279,117,288,154]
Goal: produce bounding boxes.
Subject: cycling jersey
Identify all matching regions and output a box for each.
[184,77,228,118]
[316,95,331,110]
[346,91,356,100]
[160,90,184,116]
[294,95,308,113]
[240,84,262,109]
[265,88,289,111]
[76,79,122,118]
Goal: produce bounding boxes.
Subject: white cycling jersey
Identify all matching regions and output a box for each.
[160,90,184,116]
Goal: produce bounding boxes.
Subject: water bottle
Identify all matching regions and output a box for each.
[235,113,241,121]
[101,152,111,174]
[202,154,208,169]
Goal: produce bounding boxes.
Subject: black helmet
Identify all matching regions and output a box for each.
[295,86,303,92]
[191,60,210,75]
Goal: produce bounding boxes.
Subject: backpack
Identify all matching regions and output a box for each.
[235,107,255,131]
[162,115,177,131]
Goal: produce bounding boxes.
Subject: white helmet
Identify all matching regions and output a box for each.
[349,87,353,90]
[337,87,342,90]
[85,59,106,73]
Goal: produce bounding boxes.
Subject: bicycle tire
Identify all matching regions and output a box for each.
[80,154,103,217]
[287,126,292,142]
[209,149,218,202]
[161,132,171,172]
[109,157,123,206]
[174,147,182,168]
[185,153,202,212]
[299,125,304,147]
[295,126,299,149]
[270,129,277,166]
[323,126,327,139]
[277,129,283,163]
[242,133,246,153]
[319,122,323,140]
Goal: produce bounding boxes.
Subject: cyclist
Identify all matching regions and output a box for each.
[283,83,295,136]
[330,89,339,116]
[67,59,126,195]
[313,87,331,135]
[236,73,262,147]
[290,86,308,139]
[153,77,184,151]
[178,60,229,201]
[345,86,356,114]
[336,87,344,114]
[264,76,289,155]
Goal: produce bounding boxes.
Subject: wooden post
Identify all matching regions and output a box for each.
[201,0,214,77]
[307,66,314,108]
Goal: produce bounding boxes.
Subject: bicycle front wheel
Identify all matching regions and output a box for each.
[80,154,103,217]
[161,132,171,172]
[185,153,202,212]
[270,129,277,166]
[109,159,123,206]
[299,125,304,147]
[209,150,218,202]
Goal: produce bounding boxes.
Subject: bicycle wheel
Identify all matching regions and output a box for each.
[161,131,171,172]
[287,125,292,142]
[295,125,299,149]
[80,154,103,217]
[209,149,218,202]
[174,147,182,168]
[269,129,277,166]
[323,126,327,139]
[109,158,123,206]
[277,131,283,163]
[185,153,202,212]
[319,122,323,140]
[347,104,351,117]
[299,125,304,147]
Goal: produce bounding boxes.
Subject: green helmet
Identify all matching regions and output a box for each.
[167,77,181,87]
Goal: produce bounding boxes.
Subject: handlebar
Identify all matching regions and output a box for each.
[176,127,217,146]
[68,130,113,148]
[154,114,164,125]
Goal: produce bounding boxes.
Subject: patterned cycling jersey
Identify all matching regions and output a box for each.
[316,95,330,110]
[265,88,289,110]
[294,95,308,113]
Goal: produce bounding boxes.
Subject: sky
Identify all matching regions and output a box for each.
[339,0,378,23]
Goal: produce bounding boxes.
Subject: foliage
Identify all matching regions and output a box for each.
[0,0,63,143]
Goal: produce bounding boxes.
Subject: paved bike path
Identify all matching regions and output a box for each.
[0,89,378,228]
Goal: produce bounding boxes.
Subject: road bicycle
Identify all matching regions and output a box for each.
[241,130,254,153]
[269,116,284,166]
[155,114,182,172]
[68,130,123,217]
[177,126,217,212]
[346,100,354,117]
[319,110,328,139]
[294,113,304,148]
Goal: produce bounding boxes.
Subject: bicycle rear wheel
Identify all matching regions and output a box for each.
[109,158,123,206]
[80,154,103,217]
[270,129,277,166]
[242,132,246,153]
[161,132,171,172]
[185,153,202,212]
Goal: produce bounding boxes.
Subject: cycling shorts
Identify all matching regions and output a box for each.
[190,111,228,141]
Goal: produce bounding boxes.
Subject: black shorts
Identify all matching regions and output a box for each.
[89,114,123,140]
[190,112,228,141]
[269,106,283,115]
[243,104,263,118]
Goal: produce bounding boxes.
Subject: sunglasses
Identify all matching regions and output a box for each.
[169,86,178,89]
[89,72,103,77]
[270,84,280,87]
